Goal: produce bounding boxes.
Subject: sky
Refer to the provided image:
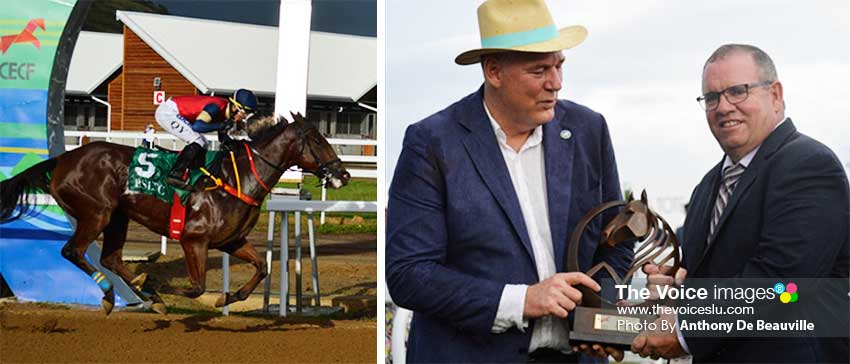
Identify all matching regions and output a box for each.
[386,1,850,227]
[153,0,376,36]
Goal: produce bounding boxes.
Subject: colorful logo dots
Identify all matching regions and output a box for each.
[776,282,798,303]
[786,283,797,294]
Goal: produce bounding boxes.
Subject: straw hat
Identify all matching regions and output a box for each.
[455,0,587,65]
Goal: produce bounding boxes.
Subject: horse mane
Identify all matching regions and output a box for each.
[244,114,289,144]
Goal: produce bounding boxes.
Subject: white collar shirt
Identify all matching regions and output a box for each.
[484,102,567,352]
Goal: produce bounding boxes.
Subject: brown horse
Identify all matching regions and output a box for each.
[0,113,349,315]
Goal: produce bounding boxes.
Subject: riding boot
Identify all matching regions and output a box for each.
[165,143,204,190]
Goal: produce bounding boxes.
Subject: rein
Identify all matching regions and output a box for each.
[199,143,270,206]
[243,143,272,192]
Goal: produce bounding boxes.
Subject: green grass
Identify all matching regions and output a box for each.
[263,175,377,234]
[274,175,376,201]
[316,220,376,234]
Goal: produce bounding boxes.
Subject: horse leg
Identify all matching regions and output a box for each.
[158,238,209,299]
[214,238,268,307]
[59,214,116,315]
[99,212,168,314]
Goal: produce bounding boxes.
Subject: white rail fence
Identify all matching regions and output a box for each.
[63,130,377,179]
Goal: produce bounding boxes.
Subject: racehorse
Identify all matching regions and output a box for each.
[0,113,350,315]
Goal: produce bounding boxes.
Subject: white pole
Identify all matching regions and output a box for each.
[320,186,326,224]
[160,236,167,255]
[276,0,312,182]
[280,212,289,317]
[274,0,311,118]
[91,95,111,133]
[222,253,230,315]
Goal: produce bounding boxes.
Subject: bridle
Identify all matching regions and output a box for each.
[244,121,342,185]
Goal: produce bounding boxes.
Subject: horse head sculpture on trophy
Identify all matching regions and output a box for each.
[565,190,681,348]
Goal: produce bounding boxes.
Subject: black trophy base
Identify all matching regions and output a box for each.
[568,306,657,350]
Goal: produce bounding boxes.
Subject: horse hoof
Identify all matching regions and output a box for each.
[101,299,114,316]
[214,294,228,308]
[130,273,148,291]
[151,302,167,315]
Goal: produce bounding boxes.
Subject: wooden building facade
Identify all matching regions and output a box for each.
[112,26,198,132]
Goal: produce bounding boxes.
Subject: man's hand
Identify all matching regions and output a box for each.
[523,272,600,319]
[643,264,687,301]
[631,313,687,360]
[572,343,624,362]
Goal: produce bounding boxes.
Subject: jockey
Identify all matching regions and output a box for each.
[154,88,258,190]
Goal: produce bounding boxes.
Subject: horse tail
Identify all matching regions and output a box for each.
[0,158,57,223]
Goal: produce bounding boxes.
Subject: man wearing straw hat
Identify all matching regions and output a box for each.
[387,0,633,362]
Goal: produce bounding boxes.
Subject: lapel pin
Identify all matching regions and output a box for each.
[560,129,572,140]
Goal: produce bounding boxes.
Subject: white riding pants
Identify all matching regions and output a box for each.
[154,98,207,147]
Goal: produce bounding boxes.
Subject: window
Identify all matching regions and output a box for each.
[337,111,368,137]
[306,110,333,136]
[64,104,77,126]
[94,105,108,128]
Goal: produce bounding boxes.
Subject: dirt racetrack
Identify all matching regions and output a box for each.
[1,218,377,363]
[0,302,376,363]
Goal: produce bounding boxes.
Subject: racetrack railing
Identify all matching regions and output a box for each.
[63,130,377,179]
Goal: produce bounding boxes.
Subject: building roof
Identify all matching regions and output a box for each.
[66,31,122,95]
[115,11,376,102]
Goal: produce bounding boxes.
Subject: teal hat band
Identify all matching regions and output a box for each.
[480,24,558,48]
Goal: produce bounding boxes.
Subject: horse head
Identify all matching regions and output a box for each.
[246,113,350,189]
[284,112,350,188]
[600,190,654,247]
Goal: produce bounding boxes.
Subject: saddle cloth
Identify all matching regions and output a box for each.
[127,147,221,204]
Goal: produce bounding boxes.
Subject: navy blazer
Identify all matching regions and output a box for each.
[387,87,634,363]
[680,120,850,363]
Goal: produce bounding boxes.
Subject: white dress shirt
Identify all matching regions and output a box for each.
[483,102,569,353]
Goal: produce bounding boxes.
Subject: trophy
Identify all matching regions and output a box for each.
[564,190,681,349]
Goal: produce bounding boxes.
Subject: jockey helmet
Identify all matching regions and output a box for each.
[229,89,258,113]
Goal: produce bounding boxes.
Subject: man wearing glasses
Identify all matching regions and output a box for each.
[632,44,849,362]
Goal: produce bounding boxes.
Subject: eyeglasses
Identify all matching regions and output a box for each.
[696,80,774,111]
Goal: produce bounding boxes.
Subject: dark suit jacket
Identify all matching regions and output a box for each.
[387,87,634,363]
[680,120,850,363]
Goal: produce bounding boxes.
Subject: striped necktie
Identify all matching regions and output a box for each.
[708,163,746,243]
